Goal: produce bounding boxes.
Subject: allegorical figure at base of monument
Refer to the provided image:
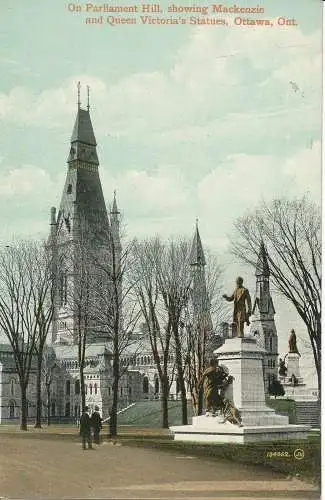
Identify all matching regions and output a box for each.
[198,359,243,427]
[288,328,301,356]
[223,276,252,337]
[278,358,288,378]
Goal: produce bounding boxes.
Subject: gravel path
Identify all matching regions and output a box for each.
[0,435,320,499]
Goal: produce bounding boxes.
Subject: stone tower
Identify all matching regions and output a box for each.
[250,241,278,390]
[49,87,116,345]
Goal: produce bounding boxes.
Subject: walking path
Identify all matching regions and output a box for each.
[0,435,320,499]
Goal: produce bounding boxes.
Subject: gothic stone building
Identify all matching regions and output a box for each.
[0,99,279,423]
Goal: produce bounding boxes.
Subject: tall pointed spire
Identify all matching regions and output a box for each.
[255,240,270,277]
[110,190,120,215]
[190,219,206,266]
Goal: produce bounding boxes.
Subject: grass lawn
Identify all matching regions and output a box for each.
[116,400,194,426]
[266,397,297,423]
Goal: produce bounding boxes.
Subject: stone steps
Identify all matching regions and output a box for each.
[295,401,320,427]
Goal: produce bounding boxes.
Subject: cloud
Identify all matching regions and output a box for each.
[100,164,190,217]
[0,165,54,198]
[0,25,321,146]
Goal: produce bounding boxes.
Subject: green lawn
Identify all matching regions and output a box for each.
[266,397,297,423]
[117,400,194,426]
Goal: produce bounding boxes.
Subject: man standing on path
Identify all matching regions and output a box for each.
[91,406,102,445]
[80,406,92,450]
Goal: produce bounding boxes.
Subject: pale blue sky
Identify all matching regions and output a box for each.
[0,0,322,382]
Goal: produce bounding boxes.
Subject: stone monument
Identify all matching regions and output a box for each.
[279,330,313,400]
[170,281,311,443]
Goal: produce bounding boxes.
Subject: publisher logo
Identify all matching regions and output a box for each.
[294,448,305,460]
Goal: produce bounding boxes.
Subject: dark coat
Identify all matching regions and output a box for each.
[80,412,91,436]
[91,411,102,431]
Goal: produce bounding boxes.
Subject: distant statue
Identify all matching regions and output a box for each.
[278,358,287,378]
[288,329,300,356]
[223,277,252,337]
[198,359,242,427]
[291,373,298,386]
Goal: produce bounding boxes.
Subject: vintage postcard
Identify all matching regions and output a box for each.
[0,0,322,499]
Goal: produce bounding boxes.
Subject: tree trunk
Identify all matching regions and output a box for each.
[110,343,119,438]
[197,387,203,416]
[47,386,51,426]
[20,385,28,431]
[80,366,86,412]
[161,374,169,428]
[35,355,43,428]
[174,329,188,425]
[110,378,119,437]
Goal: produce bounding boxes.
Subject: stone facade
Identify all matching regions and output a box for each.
[249,242,278,390]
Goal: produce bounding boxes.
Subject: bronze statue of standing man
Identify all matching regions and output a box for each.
[223,277,252,337]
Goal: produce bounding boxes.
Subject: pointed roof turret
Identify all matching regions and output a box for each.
[67,83,98,165]
[190,219,206,266]
[255,241,270,277]
[110,190,120,215]
[71,108,97,146]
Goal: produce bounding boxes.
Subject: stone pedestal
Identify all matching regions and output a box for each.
[216,337,289,426]
[170,337,310,444]
[282,353,304,385]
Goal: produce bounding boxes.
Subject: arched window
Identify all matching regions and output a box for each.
[10,379,15,396]
[65,402,70,417]
[66,380,70,396]
[89,384,93,395]
[75,380,80,395]
[269,336,273,351]
[143,376,149,394]
[85,384,88,395]
[120,387,123,396]
[94,383,97,395]
[51,401,56,416]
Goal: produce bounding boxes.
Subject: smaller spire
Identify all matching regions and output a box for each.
[190,219,206,266]
[110,190,120,215]
[256,240,270,277]
[77,81,81,109]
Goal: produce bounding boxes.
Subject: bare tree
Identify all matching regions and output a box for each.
[92,232,140,437]
[230,196,321,394]
[42,346,57,426]
[156,238,192,425]
[0,241,51,430]
[132,237,174,428]
[33,246,56,428]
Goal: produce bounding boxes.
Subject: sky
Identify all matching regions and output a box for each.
[0,0,322,385]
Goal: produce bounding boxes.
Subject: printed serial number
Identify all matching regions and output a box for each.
[265,451,291,458]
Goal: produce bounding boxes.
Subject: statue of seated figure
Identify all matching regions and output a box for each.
[198,359,243,427]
